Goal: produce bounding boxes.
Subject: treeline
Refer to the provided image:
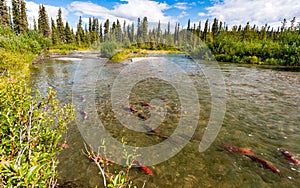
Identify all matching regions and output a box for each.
[1,0,299,65]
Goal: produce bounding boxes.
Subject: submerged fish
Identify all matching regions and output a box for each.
[138,113,148,120]
[130,107,138,113]
[143,125,170,140]
[246,155,280,174]
[80,110,88,120]
[124,107,138,113]
[222,144,254,155]
[281,148,300,167]
[57,142,69,149]
[80,95,86,102]
[141,101,154,108]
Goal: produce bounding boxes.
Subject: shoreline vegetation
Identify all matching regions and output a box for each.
[109,48,183,62]
[0,27,74,187]
[0,0,299,187]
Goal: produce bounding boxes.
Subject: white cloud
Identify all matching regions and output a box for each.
[68,0,174,23]
[203,0,300,28]
[68,1,109,18]
[198,12,207,17]
[179,11,188,18]
[174,2,196,11]
[25,1,68,29]
[174,2,188,10]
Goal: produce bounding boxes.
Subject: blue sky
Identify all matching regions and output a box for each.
[8,0,300,30]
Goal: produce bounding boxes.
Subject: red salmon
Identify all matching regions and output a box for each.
[141,101,154,108]
[133,160,153,175]
[281,148,300,167]
[57,142,69,149]
[246,155,280,174]
[138,113,148,120]
[80,95,86,102]
[80,110,88,120]
[124,107,138,113]
[130,107,138,113]
[222,144,254,155]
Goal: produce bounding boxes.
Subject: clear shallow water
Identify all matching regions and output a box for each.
[30,55,300,187]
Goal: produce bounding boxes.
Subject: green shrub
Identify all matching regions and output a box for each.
[0,27,50,54]
[0,81,74,187]
[100,41,118,58]
[110,51,126,62]
[0,49,35,76]
[215,54,232,62]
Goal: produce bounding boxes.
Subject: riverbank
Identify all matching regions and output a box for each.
[46,48,300,72]
[215,61,300,72]
[110,48,182,62]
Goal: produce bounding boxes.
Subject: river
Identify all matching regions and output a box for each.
[30,54,300,187]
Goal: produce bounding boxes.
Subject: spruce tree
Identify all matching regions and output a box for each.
[203,19,209,41]
[290,17,296,31]
[243,22,251,41]
[142,17,148,42]
[65,21,73,44]
[99,23,103,42]
[19,0,28,33]
[84,24,90,44]
[126,24,130,43]
[187,19,191,31]
[137,17,141,42]
[76,16,84,45]
[281,18,287,31]
[104,19,109,41]
[111,21,116,41]
[123,21,130,46]
[177,23,181,46]
[212,18,218,39]
[38,5,50,37]
[0,0,10,27]
[33,17,37,32]
[157,20,161,43]
[56,8,65,43]
[116,19,122,43]
[90,18,99,44]
[88,17,92,33]
[12,0,20,33]
[196,22,201,37]
[51,18,58,45]
[123,20,127,42]
[130,22,135,43]
[174,22,178,45]
[166,21,173,46]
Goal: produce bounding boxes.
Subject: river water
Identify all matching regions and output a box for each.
[30,54,300,187]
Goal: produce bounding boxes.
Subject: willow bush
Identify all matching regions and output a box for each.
[0,82,74,186]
